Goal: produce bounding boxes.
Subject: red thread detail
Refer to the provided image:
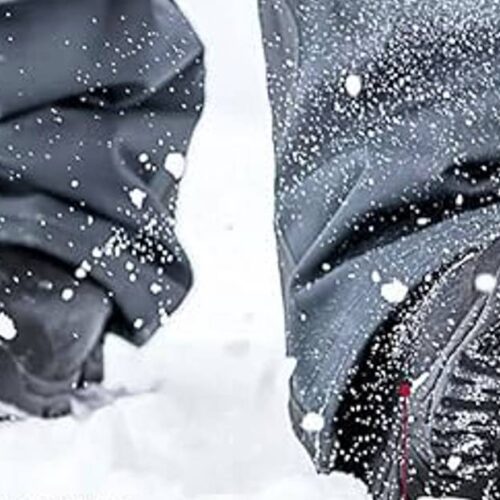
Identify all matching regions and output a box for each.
[399,381,411,500]
[399,381,412,398]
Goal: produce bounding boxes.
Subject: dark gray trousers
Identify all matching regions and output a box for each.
[2,0,500,494]
[0,0,204,345]
[259,0,500,483]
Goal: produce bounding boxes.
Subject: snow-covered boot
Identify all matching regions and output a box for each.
[336,243,500,499]
[369,243,500,499]
[405,242,500,499]
[0,246,112,418]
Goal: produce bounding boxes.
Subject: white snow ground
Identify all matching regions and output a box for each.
[0,2,454,499]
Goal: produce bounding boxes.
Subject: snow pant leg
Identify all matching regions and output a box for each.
[0,0,204,345]
[259,0,500,477]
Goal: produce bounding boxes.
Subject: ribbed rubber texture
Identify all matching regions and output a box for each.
[425,335,500,498]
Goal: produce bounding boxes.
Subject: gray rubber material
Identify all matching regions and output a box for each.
[0,347,78,418]
[405,243,500,498]
[0,338,106,419]
[342,243,500,499]
[0,246,112,418]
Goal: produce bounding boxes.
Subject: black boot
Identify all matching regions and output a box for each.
[335,242,500,499]
[407,244,500,499]
[0,246,112,418]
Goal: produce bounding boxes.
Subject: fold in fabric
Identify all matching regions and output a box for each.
[0,0,204,344]
[259,0,500,475]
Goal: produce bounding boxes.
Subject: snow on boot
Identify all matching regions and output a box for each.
[0,246,112,418]
[334,242,500,499]
[404,243,500,499]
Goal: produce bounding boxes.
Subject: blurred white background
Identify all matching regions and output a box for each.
[171,0,282,347]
